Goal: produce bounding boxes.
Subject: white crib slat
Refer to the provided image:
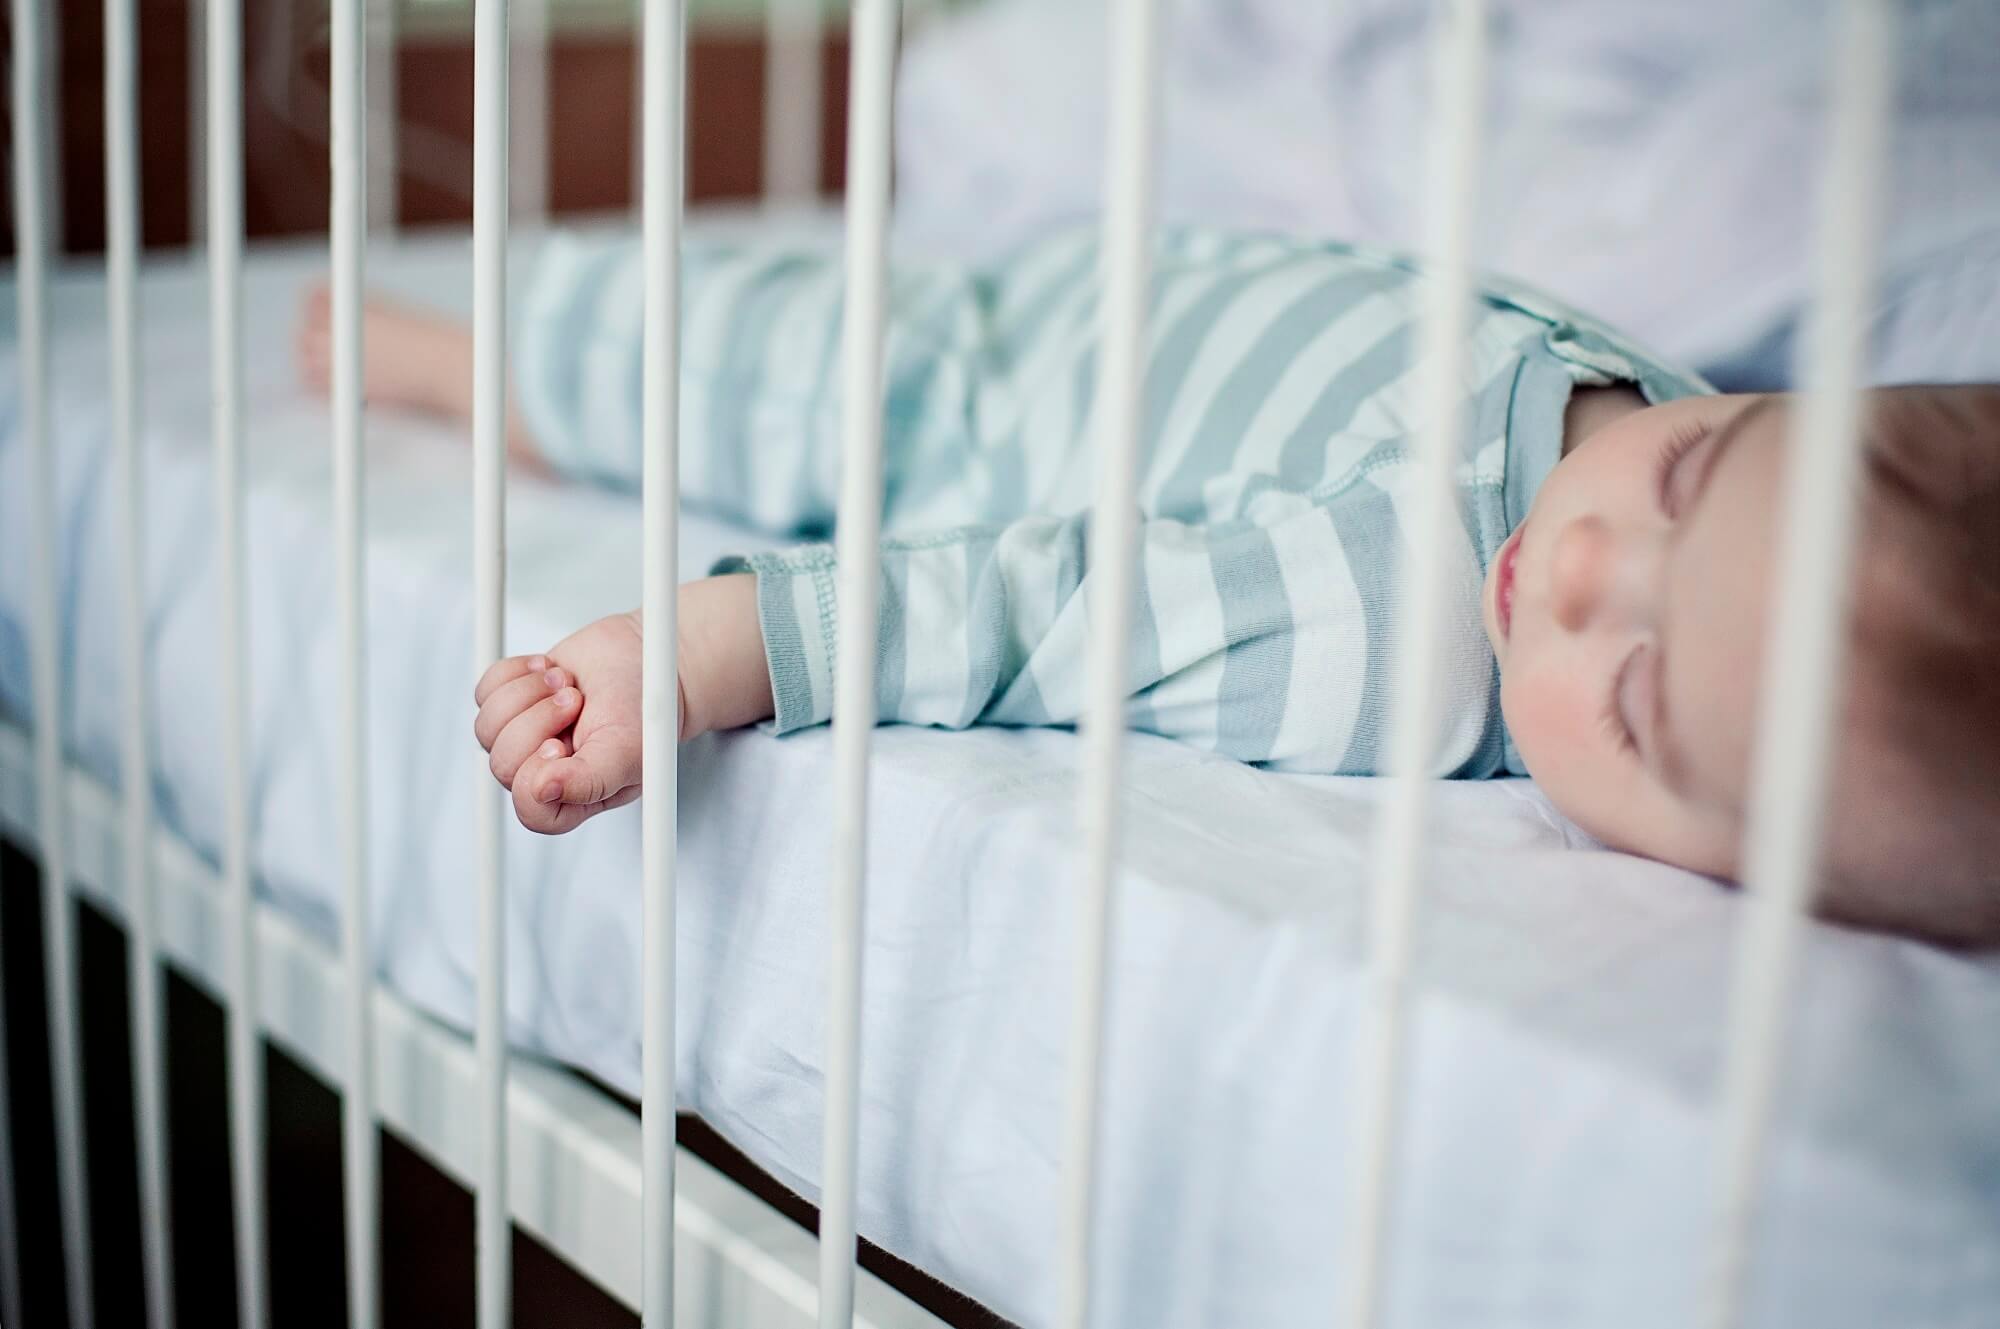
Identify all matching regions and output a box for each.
[818,4,897,1326]
[331,0,381,1322]
[27,0,66,253]
[107,0,175,1319]
[1702,3,1895,1325]
[1337,4,1487,1328]
[639,0,687,1320]
[473,0,514,1320]
[629,30,645,222]
[762,0,823,206]
[13,0,94,1321]
[366,0,399,232]
[1056,0,1161,1324]
[187,0,207,244]
[512,0,550,226]
[205,0,268,1322]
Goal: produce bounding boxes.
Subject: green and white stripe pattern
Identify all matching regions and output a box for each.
[515,226,1703,776]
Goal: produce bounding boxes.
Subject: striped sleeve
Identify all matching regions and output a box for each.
[714,480,1493,776]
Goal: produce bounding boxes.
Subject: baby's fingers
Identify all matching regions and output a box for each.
[474,664,570,751]
[510,780,639,836]
[474,652,555,708]
[511,731,642,835]
[537,730,641,809]
[487,687,582,788]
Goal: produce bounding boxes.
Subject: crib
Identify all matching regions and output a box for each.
[3,1,1995,1328]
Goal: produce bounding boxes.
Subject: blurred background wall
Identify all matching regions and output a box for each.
[0,0,871,257]
[8,0,1998,391]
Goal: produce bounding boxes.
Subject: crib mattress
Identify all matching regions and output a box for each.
[1,226,1997,1329]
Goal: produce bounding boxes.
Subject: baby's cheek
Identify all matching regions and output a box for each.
[1500,668,1593,774]
[1501,666,1630,841]
[1501,653,1739,876]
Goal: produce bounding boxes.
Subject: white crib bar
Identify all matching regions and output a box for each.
[639,0,687,1323]
[14,0,96,1320]
[819,3,896,1324]
[628,29,645,222]
[1338,4,1487,1328]
[107,0,175,1319]
[473,0,515,1320]
[331,0,382,1322]
[29,0,66,251]
[187,0,206,243]
[762,0,823,205]
[512,0,551,225]
[1701,3,1895,1325]
[206,0,268,1321]
[366,0,399,233]
[1056,0,1161,1324]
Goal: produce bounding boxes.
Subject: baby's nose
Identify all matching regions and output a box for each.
[1549,515,1617,633]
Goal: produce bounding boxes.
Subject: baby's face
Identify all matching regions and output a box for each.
[1486,393,1790,877]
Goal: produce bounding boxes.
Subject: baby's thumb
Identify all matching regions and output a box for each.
[541,729,641,807]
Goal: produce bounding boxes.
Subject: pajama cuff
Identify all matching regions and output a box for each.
[711,547,840,735]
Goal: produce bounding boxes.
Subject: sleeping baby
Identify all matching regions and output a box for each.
[297,228,2000,947]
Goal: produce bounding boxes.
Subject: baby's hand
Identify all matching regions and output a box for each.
[473,611,667,834]
[472,575,771,836]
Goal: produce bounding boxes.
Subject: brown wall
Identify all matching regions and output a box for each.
[2,0,851,258]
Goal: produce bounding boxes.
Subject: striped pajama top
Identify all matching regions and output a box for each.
[514,226,1705,777]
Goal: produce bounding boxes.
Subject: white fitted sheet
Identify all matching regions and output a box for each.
[1,226,1997,1329]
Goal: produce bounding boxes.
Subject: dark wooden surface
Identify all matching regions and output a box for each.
[2,0,851,258]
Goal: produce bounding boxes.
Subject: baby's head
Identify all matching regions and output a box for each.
[1488,385,2000,947]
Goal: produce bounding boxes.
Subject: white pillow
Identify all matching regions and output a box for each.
[894,0,2000,390]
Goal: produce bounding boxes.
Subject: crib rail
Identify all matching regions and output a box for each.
[1336,3,1489,1325]
[203,0,270,1319]
[1702,2,1895,1324]
[106,0,174,1319]
[12,0,92,1325]
[1054,1,1160,1326]
[331,0,382,1321]
[813,0,896,1323]
[639,0,688,1322]
[0,1,1899,1327]
[471,0,514,1321]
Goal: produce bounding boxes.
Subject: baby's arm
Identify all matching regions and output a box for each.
[472,575,772,834]
[721,499,1379,772]
[479,487,1405,834]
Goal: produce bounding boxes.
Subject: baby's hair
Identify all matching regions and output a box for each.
[1819,385,2000,948]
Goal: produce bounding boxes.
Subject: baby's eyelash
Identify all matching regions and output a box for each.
[1600,646,1642,756]
[1654,419,1714,514]
[1598,695,1638,756]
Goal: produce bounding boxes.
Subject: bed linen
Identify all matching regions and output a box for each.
[1,228,1996,1329]
[895,0,2000,393]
